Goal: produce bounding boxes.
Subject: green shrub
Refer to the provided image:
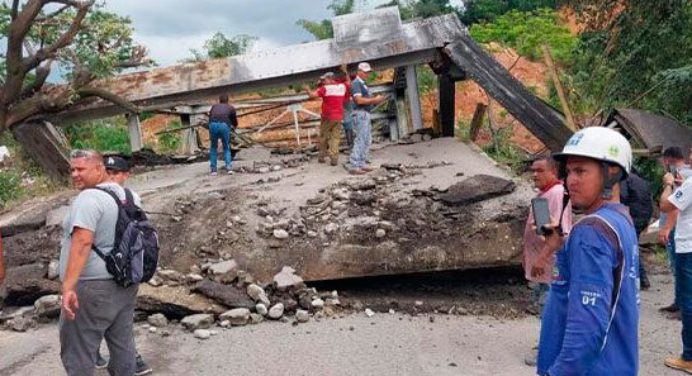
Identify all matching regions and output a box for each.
[157,120,182,154]
[0,169,23,208]
[64,117,131,154]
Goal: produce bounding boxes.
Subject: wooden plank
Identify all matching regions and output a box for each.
[127,113,143,152]
[444,37,573,151]
[469,103,487,142]
[405,65,423,131]
[542,45,577,131]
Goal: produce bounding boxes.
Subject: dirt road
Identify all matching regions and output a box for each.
[0,272,684,376]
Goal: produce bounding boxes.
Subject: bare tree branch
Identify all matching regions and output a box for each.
[21,60,53,98]
[34,4,71,22]
[77,87,141,114]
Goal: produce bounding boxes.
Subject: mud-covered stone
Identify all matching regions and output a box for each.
[439,175,516,206]
[192,280,255,309]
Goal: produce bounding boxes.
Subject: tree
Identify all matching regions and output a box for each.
[567,0,692,124]
[187,32,257,61]
[0,0,152,136]
[296,0,355,40]
[459,0,559,25]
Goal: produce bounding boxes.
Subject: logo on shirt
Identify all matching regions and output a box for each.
[676,190,684,199]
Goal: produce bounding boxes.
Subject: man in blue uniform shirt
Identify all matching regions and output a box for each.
[535,127,639,376]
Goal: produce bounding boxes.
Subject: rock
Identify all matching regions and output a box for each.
[219,320,231,328]
[149,327,158,333]
[272,266,304,291]
[272,165,282,172]
[192,280,255,309]
[378,221,395,231]
[256,303,268,316]
[0,306,35,323]
[246,284,270,306]
[147,276,163,287]
[351,191,376,206]
[307,231,318,238]
[273,229,289,239]
[423,133,432,141]
[410,133,423,143]
[46,260,60,280]
[250,313,264,325]
[193,329,211,340]
[258,167,270,174]
[10,316,37,332]
[137,284,226,318]
[365,308,375,317]
[147,313,168,328]
[375,229,386,238]
[311,299,325,309]
[439,175,516,206]
[186,273,204,283]
[307,194,327,205]
[158,269,184,282]
[3,263,59,306]
[181,314,214,331]
[324,223,339,235]
[295,309,310,323]
[268,303,285,320]
[34,294,61,318]
[349,179,377,191]
[219,308,251,326]
[208,260,238,277]
[331,188,351,201]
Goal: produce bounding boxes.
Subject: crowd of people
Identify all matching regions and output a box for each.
[0,61,690,375]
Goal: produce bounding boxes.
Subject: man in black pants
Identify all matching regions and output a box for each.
[620,168,654,289]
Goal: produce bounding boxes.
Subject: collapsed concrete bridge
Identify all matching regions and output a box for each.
[15,7,572,179]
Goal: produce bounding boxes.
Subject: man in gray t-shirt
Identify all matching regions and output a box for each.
[59,150,138,376]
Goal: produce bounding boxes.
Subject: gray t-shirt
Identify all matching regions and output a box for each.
[59,182,132,281]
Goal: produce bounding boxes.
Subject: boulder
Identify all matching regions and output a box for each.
[268,303,284,320]
[246,284,270,306]
[255,303,268,316]
[295,309,310,323]
[46,260,60,280]
[181,314,214,331]
[439,175,516,206]
[193,329,211,340]
[219,308,250,326]
[192,280,255,309]
[147,313,169,328]
[2,263,59,306]
[137,284,226,319]
[34,294,61,318]
[272,266,304,291]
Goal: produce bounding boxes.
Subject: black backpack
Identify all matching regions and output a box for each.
[90,187,160,287]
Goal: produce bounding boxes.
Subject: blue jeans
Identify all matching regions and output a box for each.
[209,121,231,172]
[676,252,692,360]
[349,111,371,169]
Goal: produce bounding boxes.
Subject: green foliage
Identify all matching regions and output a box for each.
[568,0,692,124]
[634,157,665,201]
[459,0,560,25]
[417,65,438,94]
[297,0,354,40]
[64,117,131,154]
[381,0,455,19]
[157,120,182,154]
[0,169,22,207]
[188,32,257,61]
[470,9,577,63]
[482,125,529,174]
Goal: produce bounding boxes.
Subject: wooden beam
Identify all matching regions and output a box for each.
[542,45,578,131]
[405,65,423,131]
[11,121,70,181]
[127,113,143,152]
[438,73,455,137]
[444,38,573,151]
[469,103,487,142]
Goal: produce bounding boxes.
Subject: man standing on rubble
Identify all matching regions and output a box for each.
[59,150,139,375]
[304,65,351,166]
[349,62,387,175]
[208,94,238,176]
[536,127,639,375]
[521,155,572,366]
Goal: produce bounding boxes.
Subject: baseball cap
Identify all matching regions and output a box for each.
[104,156,130,172]
[320,72,335,80]
[357,62,372,72]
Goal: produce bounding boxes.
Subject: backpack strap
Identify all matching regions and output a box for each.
[85,187,127,262]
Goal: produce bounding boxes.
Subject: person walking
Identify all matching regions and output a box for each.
[208,94,238,175]
[662,165,692,373]
[304,65,350,166]
[348,62,386,175]
[536,127,639,376]
[59,150,139,375]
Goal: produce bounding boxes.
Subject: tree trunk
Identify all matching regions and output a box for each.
[10,120,71,181]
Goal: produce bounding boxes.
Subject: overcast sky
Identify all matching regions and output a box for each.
[103,0,465,67]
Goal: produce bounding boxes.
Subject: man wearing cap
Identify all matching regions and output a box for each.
[348,62,387,175]
[304,65,350,166]
[535,127,639,375]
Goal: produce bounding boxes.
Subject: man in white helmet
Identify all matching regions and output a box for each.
[535,127,639,375]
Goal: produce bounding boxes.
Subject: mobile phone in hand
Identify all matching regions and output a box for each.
[532,197,553,236]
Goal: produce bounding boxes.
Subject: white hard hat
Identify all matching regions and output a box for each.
[357,62,372,72]
[554,126,632,179]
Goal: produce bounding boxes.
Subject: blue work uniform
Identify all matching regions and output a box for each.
[537,203,640,376]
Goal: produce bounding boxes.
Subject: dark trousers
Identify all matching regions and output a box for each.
[676,252,692,360]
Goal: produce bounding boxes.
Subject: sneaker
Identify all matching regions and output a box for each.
[227,169,234,175]
[135,354,153,376]
[330,159,339,166]
[665,356,692,373]
[361,165,376,172]
[210,170,218,176]
[95,352,108,369]
[350,168,367,175]
[660,303,680,313]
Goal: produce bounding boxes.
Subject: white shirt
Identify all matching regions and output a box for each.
[669,177,692,253]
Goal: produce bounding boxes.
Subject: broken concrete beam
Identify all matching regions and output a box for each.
[439,175,516,206]
[1,263,59,306]
[137,284,226,319]
[192,280,255,309]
